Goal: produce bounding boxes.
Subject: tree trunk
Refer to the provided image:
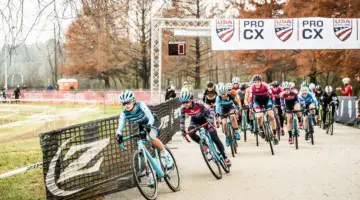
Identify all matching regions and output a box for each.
[103,76,110,89]
[195,37,201,89]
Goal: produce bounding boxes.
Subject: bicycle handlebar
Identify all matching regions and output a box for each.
[119,134,140,151]
[183,122,214,142]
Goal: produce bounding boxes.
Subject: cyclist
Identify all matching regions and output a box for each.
[249,75,278,144]
[230,77,243,123]
[314,85,323,125]
[299,87,318,140]
[244,81,255,131]
[270,81,285,136]
[215,85,241,146]
[320,86,339,130]
[337,77,353,96]
[225,82,233,91]
[309,83,316,94]
[116,90,173,168]
[203,82,217,108]
[280,82,302,144]
[179,91,231,166]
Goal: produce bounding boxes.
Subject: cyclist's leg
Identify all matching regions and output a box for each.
[187,121,201,144]
[277,105,285,134]
[303,104,310,130]
[331,104,336,121]
[206,125,228,159]
[266,99,277,133]
[294,103,302,127]
[322,104,328,127]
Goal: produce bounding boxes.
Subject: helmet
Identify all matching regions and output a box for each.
[207,82,214,88]
[232,77,240,84]
[289,82,295,88]
[252,74,262,82]
[119,90,135,103]
[282,82,292,89]
[300,86,310,94]
[325,86,333,93]
[301,81,308,88]
[225,82,233,90]
[217,85,228,95]
[315,85,322,91]
[239,83,246,90]
[271,81,280,88]
[342,77,350,84]
[309,83,315,91]
[217,82,224,86]
[179,91,193,103]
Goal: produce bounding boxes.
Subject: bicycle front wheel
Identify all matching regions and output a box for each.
[199,141,222,179]
[309,114,314,145]
[265,123,274,155]
[242,112,247,142]
[132,150,158,200]
[227,124,237,157]
[160,146,181,192]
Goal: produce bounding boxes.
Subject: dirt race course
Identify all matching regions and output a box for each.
[106,123,360,200]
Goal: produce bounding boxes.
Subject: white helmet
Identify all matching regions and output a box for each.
[289,82,295,89]
[325,86,333,93]
[300,86,310,94]
[217,85,228,95]
[232,77,240,84]
[309,83,315,91]
[225,82,233,90]
[300,81,308,88]
[282,82,292,89]
[342,77,350,84]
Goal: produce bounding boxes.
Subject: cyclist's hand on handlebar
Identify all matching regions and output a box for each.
[116,134,123,144]
[181,129,187,137]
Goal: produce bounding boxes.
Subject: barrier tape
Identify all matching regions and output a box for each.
[0,162,43,179]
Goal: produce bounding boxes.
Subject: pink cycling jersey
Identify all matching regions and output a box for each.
[270,86,284,99]
[249,82,274,105]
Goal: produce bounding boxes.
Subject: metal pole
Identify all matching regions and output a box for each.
[4,35,7,89]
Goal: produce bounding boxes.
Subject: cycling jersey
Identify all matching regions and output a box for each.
[229,88,242,107]
[215,94,238,114]
[315,91,323,100]
[320,92,339,106]
[249,83,274,109]
[180,100,214,132]
[202,89,217,105]
[117,102,155,135]
[299,93,318,108]
[270,86,283,105]
[280,90,300,111]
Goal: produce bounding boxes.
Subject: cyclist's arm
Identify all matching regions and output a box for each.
[116,112,126,135]
[180,107,186,131]
[139,102,154,125]
[215,96,221,114]
[267,84,275,102]
[311,93,318,108]
[202,90,207,102]
[200,100,215,118]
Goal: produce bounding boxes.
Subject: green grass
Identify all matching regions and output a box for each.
[0,104,121,200]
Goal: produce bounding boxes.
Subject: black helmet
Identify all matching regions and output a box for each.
[239,83,246,90]
[252,74,262,82]
[315,85,322,91]
[271,81,280,87]
[207,82,214,88]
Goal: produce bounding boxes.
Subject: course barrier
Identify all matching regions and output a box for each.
[334,96,358,126]
[39,98,181,200]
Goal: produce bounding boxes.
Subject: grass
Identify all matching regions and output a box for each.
[0,103,121,200]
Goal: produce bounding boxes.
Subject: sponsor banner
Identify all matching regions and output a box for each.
[212,18,360,50]
[334,96,358,125]
[40,98,181,200]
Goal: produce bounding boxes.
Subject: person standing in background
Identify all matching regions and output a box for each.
[336,77,353,96]
[181,81,189,92]
[355,74,360,120]
[13,85,21,103]
[165,81,176,101]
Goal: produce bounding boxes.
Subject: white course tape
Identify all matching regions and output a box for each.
[0,162,43,179]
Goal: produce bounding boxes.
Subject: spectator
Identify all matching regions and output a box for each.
[13,85,21,103]
[181,81,189,92]
[1,87,7,102]
[336,77,353,96]
[355,74,360,120]
[47,84,53,90]
[165,81,176,101]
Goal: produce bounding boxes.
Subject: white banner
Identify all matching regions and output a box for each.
[212,18,360,50]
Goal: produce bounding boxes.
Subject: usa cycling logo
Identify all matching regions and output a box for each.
[216,19,234,42]
[274,19,293,42]
[333,19,352,41]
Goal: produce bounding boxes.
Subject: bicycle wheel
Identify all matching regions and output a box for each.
[159,147,181,192]
[326,110,331,134]
[242,112,247,142]
[265,123,274,155]
[309,114,314,145]
[199,140,222,179]
[253,119,259,146]
[219,155,231,173]
[293,117,299,150]
[132,150,158,200]
[227,124,236,158]
[275,114,281,141]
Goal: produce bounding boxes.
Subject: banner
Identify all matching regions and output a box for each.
[40,98,181,200]
[334,96,358,125]
[212,18,360,50]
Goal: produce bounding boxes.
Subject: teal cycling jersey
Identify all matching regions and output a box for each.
[117,101,154,135]
[215,94,236,114]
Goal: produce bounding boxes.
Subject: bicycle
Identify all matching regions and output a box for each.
[184,122,230,179]
[287,110,302,150]
[325,101,336,135]
[240,107,249,142]
[220,113,238,157]
[302,107,315,145]
[318,104,323,128]
[119,131,181,200]
[253,107,275,155]
[273,105,282,142]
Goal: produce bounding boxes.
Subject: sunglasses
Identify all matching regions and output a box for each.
[122,101,132,106]
[182,101,190,104]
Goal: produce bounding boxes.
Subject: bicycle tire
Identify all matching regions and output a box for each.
[265,123,274,155]
[329,107,334,135]
[326,110,331,134]
[219,155,231,173]
[242,111,247,142]
[274,108,281,141]
[253,119,259,146]
[199,140,222,179]
[227,124,236,158]
[309,114,314,145]
[293,117,299,150]
[132,150,158,200]
[160,147,181,192]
